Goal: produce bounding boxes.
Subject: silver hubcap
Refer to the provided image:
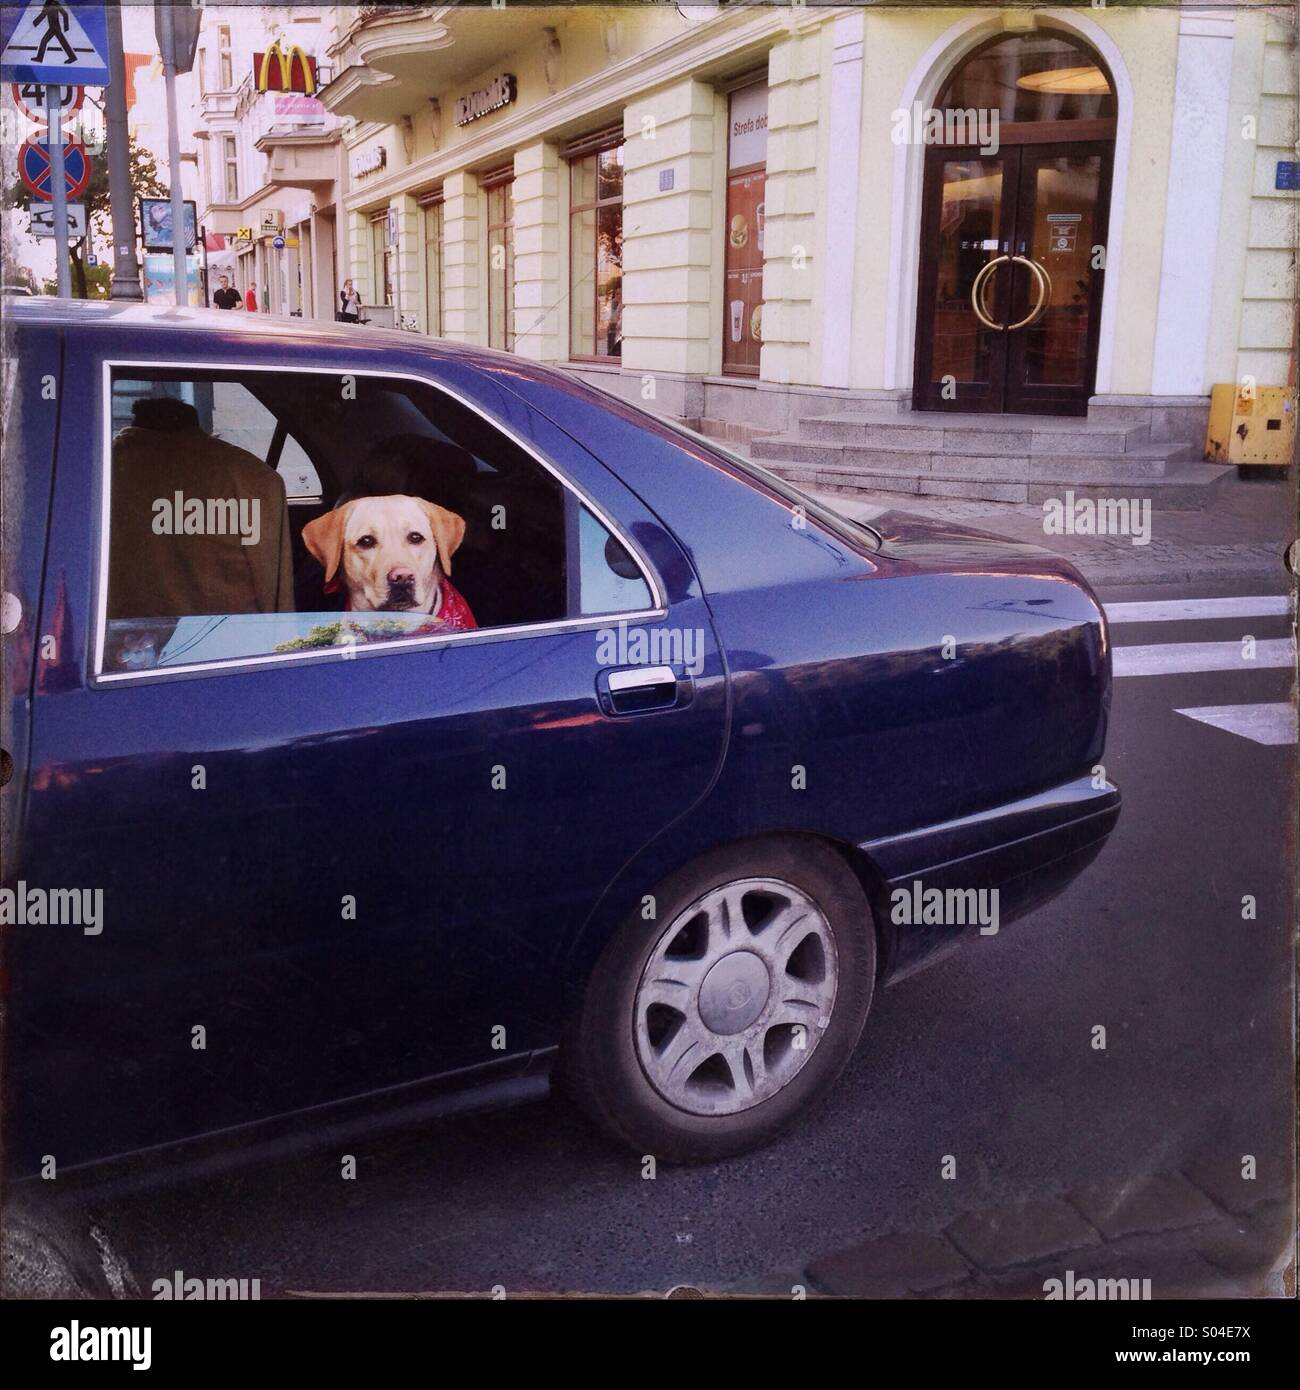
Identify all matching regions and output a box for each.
[633,878,839,1117]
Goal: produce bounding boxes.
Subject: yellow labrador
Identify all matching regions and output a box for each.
[302,495,472,623]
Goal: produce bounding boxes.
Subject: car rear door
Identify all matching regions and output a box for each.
[9,325,728,1170]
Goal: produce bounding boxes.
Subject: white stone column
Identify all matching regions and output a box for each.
[392,193,421,328]
[441,170,484,343]
[1150,13,1236,394]
[819,12,863,389]
[622,77,717,381]
[347,210,372,306]
[513,141,562,360]
[762,26,822,386]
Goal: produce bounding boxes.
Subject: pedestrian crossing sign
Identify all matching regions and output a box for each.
[0,2,110,87]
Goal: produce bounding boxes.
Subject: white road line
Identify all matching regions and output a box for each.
[1112,637,1295,677]
[1176,703,1296,746]
[1105,595,1293,624]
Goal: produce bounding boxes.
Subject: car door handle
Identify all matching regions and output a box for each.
[599,664,681,715]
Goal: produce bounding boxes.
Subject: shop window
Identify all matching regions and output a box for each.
[485,176,515,351]
[569,143,624,360]
[723,81,767,376]
[370,212,393,307]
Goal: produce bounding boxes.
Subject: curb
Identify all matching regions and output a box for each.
[732,1166,1294,1300]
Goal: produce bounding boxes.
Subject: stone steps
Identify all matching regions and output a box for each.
[764,456,1233,510]
[797,410,1152,455]
[746,405,1229,510]
[751,436,1184,479]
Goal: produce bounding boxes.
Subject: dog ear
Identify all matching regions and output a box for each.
[302,502,353,583]
[419,500,466,578]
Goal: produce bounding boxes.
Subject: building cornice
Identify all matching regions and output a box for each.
[339,4,831,210]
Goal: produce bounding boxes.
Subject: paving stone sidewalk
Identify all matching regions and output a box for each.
[809,473,1296,590]
[729,1162,1294,1300]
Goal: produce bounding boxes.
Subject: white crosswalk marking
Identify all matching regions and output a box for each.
[1105,595,1293,624]
[1112,637,1294,678]
[1176,704,1295,746]
[1107,593,1295,745]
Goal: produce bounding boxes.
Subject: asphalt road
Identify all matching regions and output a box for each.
[56,580,1300,1297]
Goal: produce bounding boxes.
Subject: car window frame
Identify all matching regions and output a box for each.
[92,357,667,685]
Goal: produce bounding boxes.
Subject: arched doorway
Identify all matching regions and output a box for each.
[912,29,1116,416]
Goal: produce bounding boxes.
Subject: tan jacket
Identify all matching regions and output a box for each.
[108,426,294,620]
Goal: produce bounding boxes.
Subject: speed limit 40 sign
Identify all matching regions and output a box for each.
[10,80,84,122]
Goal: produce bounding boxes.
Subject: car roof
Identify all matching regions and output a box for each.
[1,295,492,354]
[1,294,533,369]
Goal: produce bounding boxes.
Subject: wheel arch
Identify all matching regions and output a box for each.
[557,828,896,1018]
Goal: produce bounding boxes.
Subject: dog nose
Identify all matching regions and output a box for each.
[387,566,415,585]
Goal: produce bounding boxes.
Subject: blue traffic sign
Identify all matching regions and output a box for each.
[1,2,110,87]
[272,235,286,249]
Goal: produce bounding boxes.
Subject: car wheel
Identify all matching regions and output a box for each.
[562,837,876,1164]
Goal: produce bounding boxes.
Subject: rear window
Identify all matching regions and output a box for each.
[575,378,883,554]
[668,421,884,553]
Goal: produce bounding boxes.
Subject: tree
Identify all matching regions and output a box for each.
[4,133,166,297]
[42,260,112,298]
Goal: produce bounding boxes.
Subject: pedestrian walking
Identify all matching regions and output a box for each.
[338,279,361,323]
[245,282,259,313]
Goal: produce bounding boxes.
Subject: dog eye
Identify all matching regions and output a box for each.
[356,535,376,549]
[407,532,426,545]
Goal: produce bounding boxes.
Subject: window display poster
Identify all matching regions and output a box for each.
[723,169,765,374]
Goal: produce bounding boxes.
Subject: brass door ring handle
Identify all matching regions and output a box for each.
[1019,254,1053,327]
[970,255,1009,331]
[1006,254,1048,331]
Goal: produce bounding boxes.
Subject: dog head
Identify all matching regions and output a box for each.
[303,495,466,613]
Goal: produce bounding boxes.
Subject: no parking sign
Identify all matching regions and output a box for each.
[19,134,90,201]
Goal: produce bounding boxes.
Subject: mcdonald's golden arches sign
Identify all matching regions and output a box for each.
[253,43,317,95]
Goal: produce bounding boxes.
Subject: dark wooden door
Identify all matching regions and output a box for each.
[1002,140,1112,416]
[914,141,1113,416]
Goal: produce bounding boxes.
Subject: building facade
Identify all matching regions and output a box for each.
[316,3,1295,450]
[190,7,345,319]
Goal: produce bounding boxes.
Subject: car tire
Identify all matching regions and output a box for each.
[561,836,876,1164]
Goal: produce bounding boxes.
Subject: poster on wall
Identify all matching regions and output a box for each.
[724,82,768,375]
[143,253,201,306]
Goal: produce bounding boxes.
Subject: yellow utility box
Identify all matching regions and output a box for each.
[1205,385,1296,467]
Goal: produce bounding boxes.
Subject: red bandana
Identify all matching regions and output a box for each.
[322,575,478,630]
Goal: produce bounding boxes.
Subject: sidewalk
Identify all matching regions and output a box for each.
[810,473,1296,590]
[730,1160,1293,1299]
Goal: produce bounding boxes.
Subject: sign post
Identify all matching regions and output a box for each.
[46,89,70,295]
[1,0,110,298]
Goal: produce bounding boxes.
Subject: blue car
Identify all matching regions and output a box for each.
[1,301,1118,1171]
